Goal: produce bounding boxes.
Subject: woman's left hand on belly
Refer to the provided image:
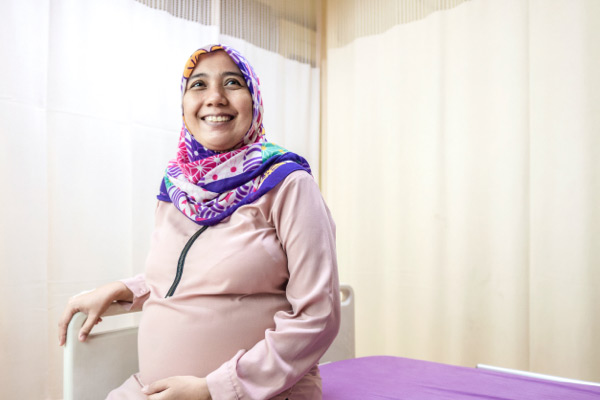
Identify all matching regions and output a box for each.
[142,376,212,400]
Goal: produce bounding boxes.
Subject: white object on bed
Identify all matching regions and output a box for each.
[476,364,600,387]
[63,284,355,400]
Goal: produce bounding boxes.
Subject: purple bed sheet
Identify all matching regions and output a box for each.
[320,356,600,400]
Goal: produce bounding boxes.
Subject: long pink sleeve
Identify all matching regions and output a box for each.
[118,273,150,311]
[206,172,341,399]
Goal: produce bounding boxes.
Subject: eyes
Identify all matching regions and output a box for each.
[225,78,243,87]
[188,77,245,90]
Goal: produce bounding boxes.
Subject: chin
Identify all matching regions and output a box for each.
[207,142,233,151]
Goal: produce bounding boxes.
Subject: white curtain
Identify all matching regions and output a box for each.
[323,0,600,382]
[0,0,319,398]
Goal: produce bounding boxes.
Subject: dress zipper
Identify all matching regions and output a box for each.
[165,225,209,298]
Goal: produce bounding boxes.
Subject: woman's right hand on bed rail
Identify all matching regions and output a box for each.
[58,281,133,346]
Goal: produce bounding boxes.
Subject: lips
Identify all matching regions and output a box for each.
[202,114,234,122]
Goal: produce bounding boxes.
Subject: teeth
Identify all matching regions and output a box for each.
[205,115,232,122]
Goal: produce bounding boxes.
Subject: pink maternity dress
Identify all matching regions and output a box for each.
[106,170,340,399]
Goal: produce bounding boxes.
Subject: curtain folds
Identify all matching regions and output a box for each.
[0,1,319,398]
[135,0,319,65]
[323,0,600,381]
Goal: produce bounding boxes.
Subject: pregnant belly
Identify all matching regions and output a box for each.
[137,293,289,385]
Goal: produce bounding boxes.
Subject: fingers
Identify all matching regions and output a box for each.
[142,376,208,400]
[147,391,168,400]
[58,305,78,346]
[147,393,167,400]
[78,313,100,342]
[142,378,170,396]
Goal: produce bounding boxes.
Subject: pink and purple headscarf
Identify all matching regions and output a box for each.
[157,44,311,225]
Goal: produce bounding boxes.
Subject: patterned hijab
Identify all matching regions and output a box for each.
[157,44,311,226]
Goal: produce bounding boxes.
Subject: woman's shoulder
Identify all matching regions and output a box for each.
[269,169,330,217]
[268,168,335,241]
[273,169,320,199]
[281,168,316,184]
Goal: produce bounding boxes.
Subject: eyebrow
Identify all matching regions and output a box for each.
[187,71,245,82]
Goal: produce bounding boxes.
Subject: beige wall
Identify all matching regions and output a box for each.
[321,0,600,381]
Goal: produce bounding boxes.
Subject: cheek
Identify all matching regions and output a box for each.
[183,101,192,116]
[182,101,190,119]
[182,95,198,118]
[240,97,253,127]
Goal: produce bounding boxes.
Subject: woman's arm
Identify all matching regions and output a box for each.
[206,171,341,399]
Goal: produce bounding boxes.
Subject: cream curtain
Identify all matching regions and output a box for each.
[0,0,319,398]
[323,0,599,382]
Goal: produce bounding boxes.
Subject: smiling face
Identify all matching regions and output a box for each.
[182,50,253,152]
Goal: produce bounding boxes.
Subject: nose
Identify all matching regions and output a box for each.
[205,85,227,106]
